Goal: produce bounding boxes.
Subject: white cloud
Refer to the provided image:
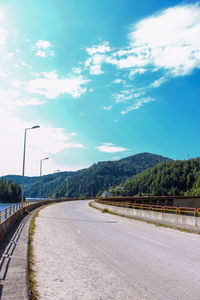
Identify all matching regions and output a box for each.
[14,97,45,107]
[36,40,51,49]
[121,97,155,114]
[72,67,82,74]
[96,143,129,153]
[90,64,103,75]
[21,61,32,69]
[8,52,13,57]
[83,3,200,115]
[86,42,111,55]
[149,77,167,88]
[114,89,144,103]
[26,75,89,99]
[113,78,125,84]
[85,3,200,78]
[34,40,55,57]
[104,105,112,111]
[42,71,58,79]
[128,3,200,76]
[0,85,44,110]
[129,68,146,78]
[114,52,149,69]
[85,53,105,75]
[35,50,46,57]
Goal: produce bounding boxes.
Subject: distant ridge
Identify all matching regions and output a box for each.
[3,152,171,198]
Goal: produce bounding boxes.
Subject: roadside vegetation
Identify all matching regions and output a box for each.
[28,203,56,300]
[28,209,40,300]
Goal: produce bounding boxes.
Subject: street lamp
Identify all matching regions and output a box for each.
[40,157,49,200]
[21,125,40,202]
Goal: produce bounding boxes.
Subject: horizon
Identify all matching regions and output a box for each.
[3,151,200,178]
[0,0,200,176]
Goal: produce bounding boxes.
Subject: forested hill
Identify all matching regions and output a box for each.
[0,178,21,203]
[5,171,75,198]
[4,153,171,198]
[122,158,200,196]
[53,153,171,198]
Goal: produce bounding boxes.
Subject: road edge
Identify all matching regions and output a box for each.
[89,201,200,235]
[28,203,56,300]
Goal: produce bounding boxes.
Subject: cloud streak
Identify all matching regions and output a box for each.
[84,3,200,114]
[96,143,129,153]
[26,74,89,99]
[86,4,200,77]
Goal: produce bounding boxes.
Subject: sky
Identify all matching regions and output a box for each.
[0,0,200,176]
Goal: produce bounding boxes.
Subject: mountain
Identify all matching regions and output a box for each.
[121,157,200,196]
[3,153,171,198]
[53,153,171,198]
[5,171,74,198]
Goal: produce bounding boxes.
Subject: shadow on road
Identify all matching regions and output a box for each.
[0,215,29,298]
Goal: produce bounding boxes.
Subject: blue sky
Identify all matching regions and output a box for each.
[0,0,200,176]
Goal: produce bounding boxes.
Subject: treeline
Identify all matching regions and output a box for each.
[0,178,22,203]
[117,158,200,196]
[6,172,74,198]
[4,153,171,198]
[53,153,170,198]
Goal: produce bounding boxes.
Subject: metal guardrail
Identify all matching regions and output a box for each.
[95,200,200,217]
[0,201,41,224]
[0,198,83,224]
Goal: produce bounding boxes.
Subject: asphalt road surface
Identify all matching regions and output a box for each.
[33,201,200,300]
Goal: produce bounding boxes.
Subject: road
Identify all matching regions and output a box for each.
[33,201,200,300]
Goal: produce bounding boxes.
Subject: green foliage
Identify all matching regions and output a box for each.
[53,153,170,198]
[96,190,103,197]
[0,177,21,203]
[4,153,171,198]
[122,158,200,196]
[5,171,73,198]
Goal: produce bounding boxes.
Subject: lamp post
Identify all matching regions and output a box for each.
[21,125,40,203]
[40,157,49,200]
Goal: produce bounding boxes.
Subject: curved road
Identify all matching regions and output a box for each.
[33,201,200,300]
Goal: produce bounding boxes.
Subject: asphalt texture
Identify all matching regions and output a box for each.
[33,201,200,300]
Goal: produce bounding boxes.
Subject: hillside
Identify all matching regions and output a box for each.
[0,177,21,203]
[4,153,171,198]
[53,153,171,198]
[121,158,200,196]
[5,171,74,198]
